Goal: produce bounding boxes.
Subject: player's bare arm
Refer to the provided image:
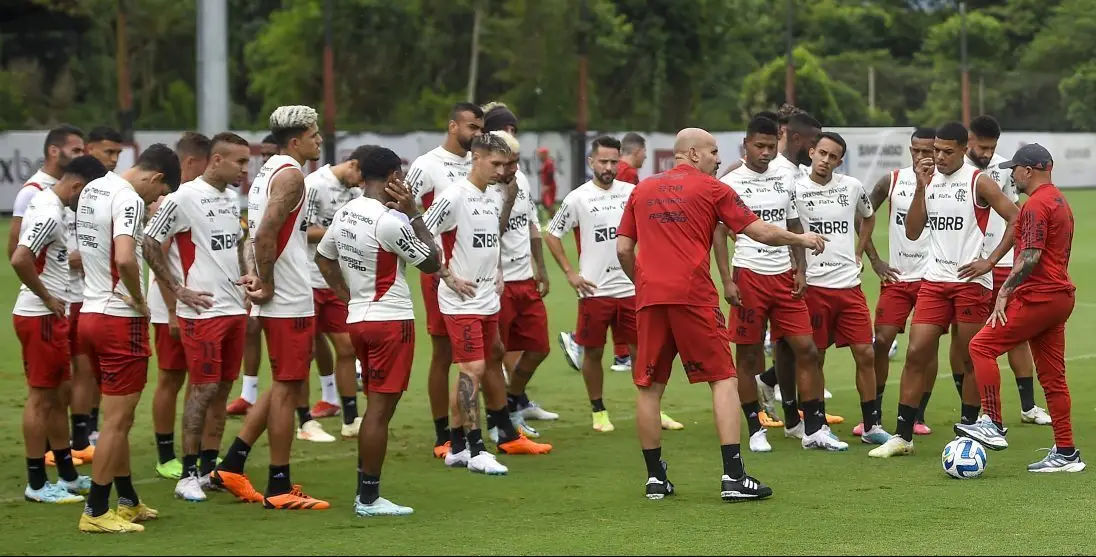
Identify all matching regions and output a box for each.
[315,254,351,303]
[865,172,900,282]
[787,218,809,297]
[10,246,65,317]
[497,175,519,237]
[113,234,149,315]
[251,169,306,302]
[529,221,550,296]
[741,219,827,255]
[616,234,637,282]
[143,234,213,312]
[711,224,741,306]
[904,158,934,241]
[544,232,596,297]
[6,218,23,260]
[856,212,877,265]
[959,174,1021,280]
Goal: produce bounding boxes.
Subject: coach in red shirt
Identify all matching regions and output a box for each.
[537,148,557,215]
[616,128,826,501]
[963,144,1084,473]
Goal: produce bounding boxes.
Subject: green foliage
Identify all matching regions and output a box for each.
[5,0,1096,131]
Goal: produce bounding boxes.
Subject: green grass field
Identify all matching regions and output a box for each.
[3,191,1096,555]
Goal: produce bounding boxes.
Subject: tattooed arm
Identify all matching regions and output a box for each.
[251,170,306,303]
[997,248,1041,299]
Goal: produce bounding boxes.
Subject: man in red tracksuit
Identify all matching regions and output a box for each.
[957,143,1084,473]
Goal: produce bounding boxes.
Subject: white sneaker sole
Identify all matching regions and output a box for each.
[174,492,206,503]
[1030,462,1086,473]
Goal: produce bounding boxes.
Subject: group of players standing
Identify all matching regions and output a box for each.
[10,98,1082,532]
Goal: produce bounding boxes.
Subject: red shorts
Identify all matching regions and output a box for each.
[875,280,922,332]
[349,320,416,393]
[912,281,991,327]
[990,267,1012,301]
[14,314,71,388]
[575,296,637,348]
[260,317,315,381]
[729,268,812,344]
[153,323,187,371]
[313,288,349,334]
[499,280,550,353]
[179,315,248,385]
[420,272,447,336]
[68,302,83,356]
[805,286,874,349]
[635,305,735,387]
[79,313,150,396]
[443,313,499,364]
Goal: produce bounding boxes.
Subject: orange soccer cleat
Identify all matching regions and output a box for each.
[433,441,451,459]
[310,401,340,419]
[758,411,784,428]
[225,397,252,416]
[45,451,84,467]
[498,433,553,455]
[211,470,263,503]
[263,485,330,510]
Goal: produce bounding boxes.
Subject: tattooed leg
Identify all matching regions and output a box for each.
[182,383,219,477]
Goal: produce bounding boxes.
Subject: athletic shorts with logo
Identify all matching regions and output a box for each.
[499,279,550,353]
[912,281,992,327]
[79,314,150,396]
[805,285,874,349]
[260,316,315,381]
[14,314,71,388]
[634,304,735,387]
[575,296,637,349]
[444,313,499,364]
[179,315,247,385]
[349,320,415,393]
[875,280,922,332]
[729,267,812,344]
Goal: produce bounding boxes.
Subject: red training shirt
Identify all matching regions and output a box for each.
[1014,183,1075,301]
[617,161,639,185]
[617,163,758,309]
[539,158,556,188]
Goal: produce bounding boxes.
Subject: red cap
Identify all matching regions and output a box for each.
[536,147,549,153]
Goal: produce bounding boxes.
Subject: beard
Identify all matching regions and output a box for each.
[598,171,616,183]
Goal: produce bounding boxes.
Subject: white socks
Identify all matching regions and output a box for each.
[241,375,259,404]
[320,375,338,405]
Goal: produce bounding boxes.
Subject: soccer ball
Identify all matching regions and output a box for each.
[942,437,987,479]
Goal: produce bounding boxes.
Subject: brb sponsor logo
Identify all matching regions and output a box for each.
[757,208,785,223]
[594,225,617,242]
[808,220,849,235]
[472,232,499,248]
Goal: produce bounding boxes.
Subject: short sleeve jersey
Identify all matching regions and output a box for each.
[13,169,57,218]
[616,164,758,309]
[721,163,798,275]
[144,178,246,320]
[305,165,361,289]
[1014,184,1075,300]
[407,146,473,211]
[13,188,70,316]
[793,172,874,289]
[423,179,503,316]
[547,180,635,298]
[77,172,147,317]
[316,197,433,323]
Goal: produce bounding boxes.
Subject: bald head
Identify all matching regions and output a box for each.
[673,128,721,176]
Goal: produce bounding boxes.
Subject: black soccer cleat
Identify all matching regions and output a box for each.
[720,474,772,503]
[644,460,676,500]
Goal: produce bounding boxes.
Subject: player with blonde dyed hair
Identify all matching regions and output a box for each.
[211,105,330,510]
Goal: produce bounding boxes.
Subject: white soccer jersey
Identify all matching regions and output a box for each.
[13,170,58,218]
[247,154,314,318]
[496,169,540,282]
[886,167,931,281]
[922,163,992,289]
[144,178,246,320]
[722,163,798,275]
[547,180,635,299]
[794,172,873,289]
[305,165,361,289]
[407,146,473,210]
[13,189,70,316]
[64,207,84,303]
[423,179,503,315]
[771,154,806,181]
[969,153,1017,268]
[77,172,146,317]
[317,197,432,323]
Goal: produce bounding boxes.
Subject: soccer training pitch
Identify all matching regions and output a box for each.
[2,191,1096,555]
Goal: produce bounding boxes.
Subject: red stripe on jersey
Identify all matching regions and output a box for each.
[26,182,44,191]
[422,191,435,211]
[887,169,899,220]
[274,197,304,261]
[373,248,398,302]
[177,230,196,282]
[970,169,991,234]
[441,228,458,264]
[34,247,47,275]
[574,225,582,256]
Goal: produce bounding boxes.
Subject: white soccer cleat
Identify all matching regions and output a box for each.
[757,382,778,419]
[824,389,833,400]
[468,452,508,475]
[174,475,207,502]
[868,436,914,458]
[860,425,893,445]
[355,360,364,390]
[355,496,414,517]
[763,330,773,357]
[519,401,559,421]
[445,449,471,468]
[297,420,337,443]
[802,427,849,451]
[558,332,584,372]
[488,426,499,444]
[784,421,805,440]
[749,429,773,453]
[342,417,363,438]
[1020,406,1052,426]
[511,413,540,438]
[25,482,84,504]
[889,338,899,360]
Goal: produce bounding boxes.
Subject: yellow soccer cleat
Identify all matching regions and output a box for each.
[79,510,145,533]
[592,411,615,433]
[660,412,685,431]
[868,436,914,459]
[116,502,159,523]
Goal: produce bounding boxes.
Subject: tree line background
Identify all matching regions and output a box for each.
[2,0,1095,133]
